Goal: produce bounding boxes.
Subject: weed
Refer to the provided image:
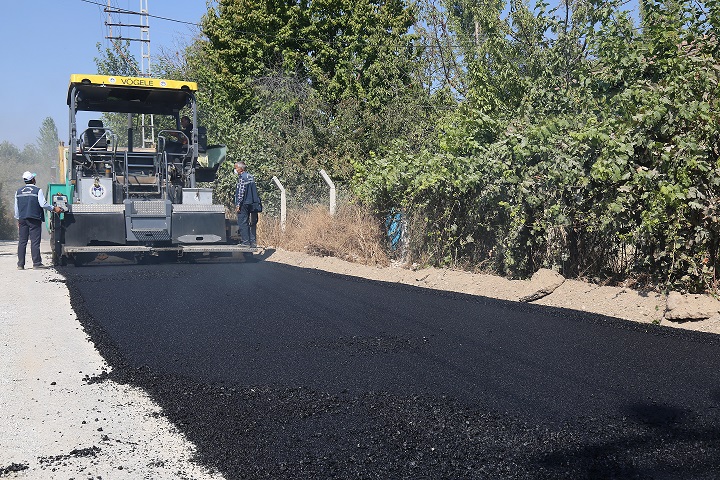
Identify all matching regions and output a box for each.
[259,202,389,267]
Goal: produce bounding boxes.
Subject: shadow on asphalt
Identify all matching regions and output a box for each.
[534,400,720,479]
[64,248,277,267]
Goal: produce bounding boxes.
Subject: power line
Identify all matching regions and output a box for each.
[80,0,647,51]
[79,0,199,26]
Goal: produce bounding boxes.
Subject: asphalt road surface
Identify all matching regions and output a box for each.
[61,257,720,479]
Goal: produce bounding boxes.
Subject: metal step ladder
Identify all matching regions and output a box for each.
[119,151,161,197]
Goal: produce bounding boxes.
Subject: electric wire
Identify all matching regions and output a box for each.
[79,0,645,50]
[80,0,200,26]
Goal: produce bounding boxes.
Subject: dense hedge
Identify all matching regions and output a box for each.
[353,0,720,292]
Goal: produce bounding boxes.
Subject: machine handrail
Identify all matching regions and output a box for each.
[77,128,118,170]
[158,130,190,154]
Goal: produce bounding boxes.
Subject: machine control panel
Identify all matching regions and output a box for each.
[53,193,69,212]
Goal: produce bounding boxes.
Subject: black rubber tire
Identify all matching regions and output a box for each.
[50,215,64,266]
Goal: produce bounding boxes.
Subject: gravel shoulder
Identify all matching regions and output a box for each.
[0,240,224,479]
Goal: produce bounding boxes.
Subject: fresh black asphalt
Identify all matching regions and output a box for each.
[61,255,720,479]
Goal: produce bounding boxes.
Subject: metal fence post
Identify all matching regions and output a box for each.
[319,169,336,216]
[272,176,286,231]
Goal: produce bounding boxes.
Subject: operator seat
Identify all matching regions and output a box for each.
[86,120,108,150]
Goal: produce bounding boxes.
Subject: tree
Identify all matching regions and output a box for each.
[202,0,419,115]
[157,0,435,208]
[0,132,53,234]
[37,117,59,180]
[95,40,141,77]
[199,0,425,158]
[93,41,142,147]
[0,181,15,239]
[0,141,20,159]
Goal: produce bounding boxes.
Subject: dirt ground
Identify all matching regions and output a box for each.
[263,248,720,336]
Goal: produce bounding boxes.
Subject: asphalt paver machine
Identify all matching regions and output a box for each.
[47,74,253,265]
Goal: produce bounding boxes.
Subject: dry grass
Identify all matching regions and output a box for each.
[258,203,390,266]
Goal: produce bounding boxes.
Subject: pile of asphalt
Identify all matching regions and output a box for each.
[61,263,720,479]
[99,372,720,479]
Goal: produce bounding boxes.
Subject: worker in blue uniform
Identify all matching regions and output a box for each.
[15,171,62,270]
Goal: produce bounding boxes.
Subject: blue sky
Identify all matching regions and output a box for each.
[0,0,212,148]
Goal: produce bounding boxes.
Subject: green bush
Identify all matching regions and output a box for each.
[353,0,720,293]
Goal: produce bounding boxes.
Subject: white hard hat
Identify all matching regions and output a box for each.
[22,171,36,182]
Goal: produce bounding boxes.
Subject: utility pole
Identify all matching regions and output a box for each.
[139,0,150,77]
[105,0,154,148]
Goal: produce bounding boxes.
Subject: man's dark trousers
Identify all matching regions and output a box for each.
[18,218,43,267]
[237,204,257,246]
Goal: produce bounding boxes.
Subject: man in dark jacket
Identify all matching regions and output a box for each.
[234,162,261,247]
[14,171,61,270]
